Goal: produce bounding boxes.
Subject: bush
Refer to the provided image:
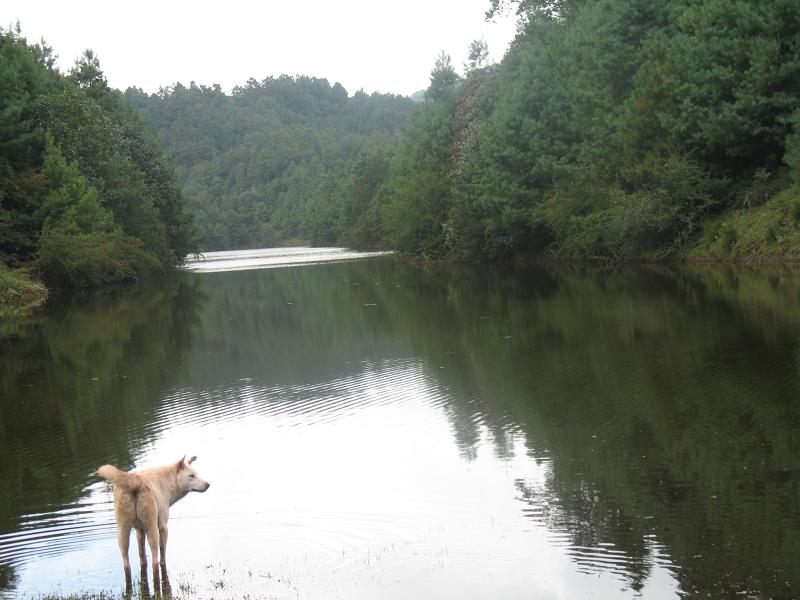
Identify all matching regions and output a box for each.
[539,155,718,258]
[38,225,162,288]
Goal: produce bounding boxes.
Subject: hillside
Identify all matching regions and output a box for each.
[126,0,800,262]
[127,79,415,250]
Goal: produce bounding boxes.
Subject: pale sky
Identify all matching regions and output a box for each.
[4,0,519,97]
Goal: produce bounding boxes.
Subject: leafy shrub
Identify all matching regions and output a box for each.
[38,224,161,288]
[539,155,717,258]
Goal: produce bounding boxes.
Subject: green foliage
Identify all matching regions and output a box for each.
[719,222,737,250]
[427,52,460,102]
[382,94,456,256]
[38,225,161,288]
[36,0,793,263]
[127,78,414,251]
[0,27,60,264]
[784,109,800,183]
[465,39,490,74]
[536,156,720,259]
[0,27,196,288]
[372,0,800,260]
[340,147,393,248]
[635,0,800,175]
[737,168,790,209]
[33,140,161,287]
[791,197,800,223]
[38,137,117,233]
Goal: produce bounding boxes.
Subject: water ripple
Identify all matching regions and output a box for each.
[149,359,435,434]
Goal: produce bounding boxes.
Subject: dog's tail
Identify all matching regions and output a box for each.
[97,465,143,493]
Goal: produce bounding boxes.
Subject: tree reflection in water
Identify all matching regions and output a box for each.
[1,260,799,598]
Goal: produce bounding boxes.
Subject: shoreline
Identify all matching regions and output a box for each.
[0,267,48,318]
[5,244,800,319]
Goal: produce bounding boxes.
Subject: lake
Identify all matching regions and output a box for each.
[1,249,799,599]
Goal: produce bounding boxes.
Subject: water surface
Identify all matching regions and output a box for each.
[184,246,392,273]
[1,252,799,598]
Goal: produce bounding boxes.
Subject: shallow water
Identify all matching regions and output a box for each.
[1,252,799,598]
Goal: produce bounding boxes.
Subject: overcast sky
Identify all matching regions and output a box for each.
[4,0,519,97]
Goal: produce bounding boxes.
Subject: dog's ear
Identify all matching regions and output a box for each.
[176,456,186,472]
[188,456,197,464]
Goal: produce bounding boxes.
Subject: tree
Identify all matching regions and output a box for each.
[464,39,490,74]
[69,49,110,100]
[426,52,460,102]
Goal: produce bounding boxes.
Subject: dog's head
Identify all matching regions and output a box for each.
[176,455,211,493]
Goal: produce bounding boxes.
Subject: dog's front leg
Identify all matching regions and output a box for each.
[159,525,169,581]
[161,568,172,598]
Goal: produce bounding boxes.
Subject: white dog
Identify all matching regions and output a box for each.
[98,456,210,593]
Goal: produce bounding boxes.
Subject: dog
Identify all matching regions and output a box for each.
[98,456,210,594]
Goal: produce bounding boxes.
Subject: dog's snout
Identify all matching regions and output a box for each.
[203,482,211,491]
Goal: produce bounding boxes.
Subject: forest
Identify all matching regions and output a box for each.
[383,0,800,262]
[126,79,415,250]
[0,25,197,311]
[3,0,800,308]
[129,0,800,261]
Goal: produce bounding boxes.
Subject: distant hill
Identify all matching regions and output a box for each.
[127,78,415,251]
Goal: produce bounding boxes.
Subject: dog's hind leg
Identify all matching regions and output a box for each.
[146,524,161,595]
[136,528,148,587]
[117,524,133,594]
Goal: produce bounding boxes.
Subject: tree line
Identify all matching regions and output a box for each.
[126,79,416,250]
[4,0,800,295]
[382,0,800,260]
[128,0,800,260]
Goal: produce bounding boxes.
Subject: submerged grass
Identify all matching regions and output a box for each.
[39,595,120,600]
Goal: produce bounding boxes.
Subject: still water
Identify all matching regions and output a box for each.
[1,249,799,599]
